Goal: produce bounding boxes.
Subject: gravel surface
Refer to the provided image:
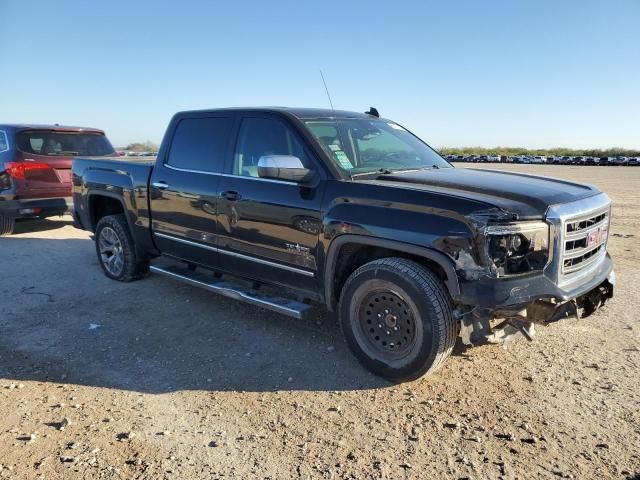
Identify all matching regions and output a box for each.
[0,165,638,479]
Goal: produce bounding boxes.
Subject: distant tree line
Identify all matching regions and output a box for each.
[439,147,640,157]
[120,141,159,152]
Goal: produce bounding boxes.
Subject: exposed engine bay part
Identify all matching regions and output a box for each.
[577,278,614,317]
[486,319,536,345]
[458,307,536,346]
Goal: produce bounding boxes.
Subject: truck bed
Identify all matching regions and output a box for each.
[72,156,154,184]
[72,156,155,250]
[110,156,156,164]
[74,155,155,168]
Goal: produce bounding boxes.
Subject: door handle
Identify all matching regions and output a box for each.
[222,190,242,201]
[152,181,169,190]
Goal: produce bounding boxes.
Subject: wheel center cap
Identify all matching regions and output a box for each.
[384,313,397,328]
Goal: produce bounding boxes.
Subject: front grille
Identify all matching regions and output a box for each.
[561,208,609,275]
[566,212,607,234]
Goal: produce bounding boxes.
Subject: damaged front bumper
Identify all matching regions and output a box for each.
[457,253,615,345]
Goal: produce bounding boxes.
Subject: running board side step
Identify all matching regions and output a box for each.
[149,264,312,320]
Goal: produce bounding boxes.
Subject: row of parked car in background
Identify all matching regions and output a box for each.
[446,154,640,166]
[118,151,158,157]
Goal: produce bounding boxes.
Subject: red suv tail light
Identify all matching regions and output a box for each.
[4,161,53,180]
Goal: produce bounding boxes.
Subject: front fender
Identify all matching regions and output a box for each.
[324,234,462,311]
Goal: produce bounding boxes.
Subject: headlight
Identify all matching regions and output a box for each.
[485,222,550,277]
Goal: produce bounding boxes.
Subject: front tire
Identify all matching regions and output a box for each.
[95,214,148,282]
[339,258,457,382]
[0,215,15,236]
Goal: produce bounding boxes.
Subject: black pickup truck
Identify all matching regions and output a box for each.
[72,107,614,381]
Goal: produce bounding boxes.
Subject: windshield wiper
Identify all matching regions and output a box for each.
[349,166,446,180]
[350,168,393,179]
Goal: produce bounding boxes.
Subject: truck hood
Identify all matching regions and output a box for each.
[361,167,600,220]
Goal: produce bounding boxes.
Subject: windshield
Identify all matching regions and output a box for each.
[304,118,451,175]
[16,130,115,156]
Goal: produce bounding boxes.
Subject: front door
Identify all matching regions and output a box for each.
[216,115,325,294]
[149,114,235,268]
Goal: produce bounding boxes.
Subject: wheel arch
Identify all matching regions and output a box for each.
[324,234,461,311]
[87,192,134,237]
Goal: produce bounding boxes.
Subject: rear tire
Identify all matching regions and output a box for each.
[95,214,148,282]
[0,215,15,236]
[339,257,457,382]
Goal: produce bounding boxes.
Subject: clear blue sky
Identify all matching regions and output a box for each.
[1,0,638,149]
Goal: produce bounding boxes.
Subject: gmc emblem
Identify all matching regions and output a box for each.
[587,226,608,247]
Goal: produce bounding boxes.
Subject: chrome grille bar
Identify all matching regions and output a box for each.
[561,209,609,275]
[545,193,612,287]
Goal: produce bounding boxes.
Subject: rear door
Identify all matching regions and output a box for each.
[216,114,325,293]
[149,114,235,268]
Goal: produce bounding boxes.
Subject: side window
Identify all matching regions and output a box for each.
[233,117,308,177]
[167,117,233,173]
[0,130,9,153]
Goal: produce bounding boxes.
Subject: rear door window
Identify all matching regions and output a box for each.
[167,117,233,173]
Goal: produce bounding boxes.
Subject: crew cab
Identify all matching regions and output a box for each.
[72,108,615,381]
[0,124,115,235]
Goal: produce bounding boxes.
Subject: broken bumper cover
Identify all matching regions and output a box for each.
[458,252,614,317]
[458,252,614,341]
[458,255,614,345]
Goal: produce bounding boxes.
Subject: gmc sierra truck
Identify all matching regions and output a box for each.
[72,107,614,381]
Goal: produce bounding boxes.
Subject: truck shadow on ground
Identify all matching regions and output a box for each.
[0,237,393,393]
[13,217,75,235]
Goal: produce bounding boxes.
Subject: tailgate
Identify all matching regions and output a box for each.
[14,152,74,198]
[14,129,115,199]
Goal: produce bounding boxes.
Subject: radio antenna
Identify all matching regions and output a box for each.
[319,69,335,112]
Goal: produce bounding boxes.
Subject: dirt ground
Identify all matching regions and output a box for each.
[0,165,638,480]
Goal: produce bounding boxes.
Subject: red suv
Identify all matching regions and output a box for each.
[0,124,115,235]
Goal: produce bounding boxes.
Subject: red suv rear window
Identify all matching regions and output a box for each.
[16,130,115,156]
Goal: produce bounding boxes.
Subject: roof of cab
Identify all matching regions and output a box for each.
[174,107,377,120]
[0,124,104,133]
[277,107,374,119]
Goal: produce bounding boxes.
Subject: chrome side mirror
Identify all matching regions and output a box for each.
[257,155,313,183]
